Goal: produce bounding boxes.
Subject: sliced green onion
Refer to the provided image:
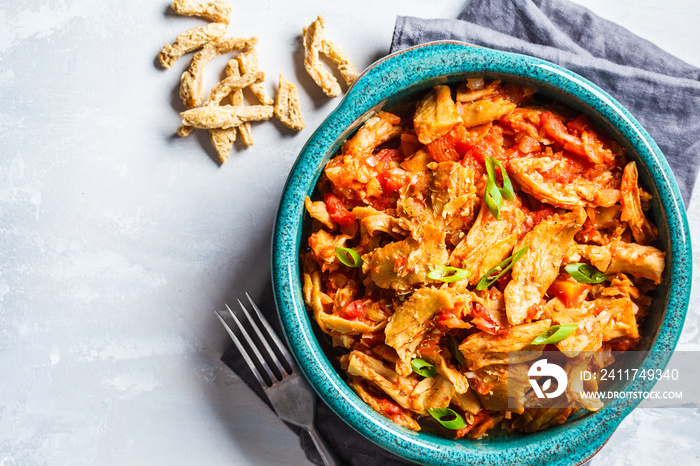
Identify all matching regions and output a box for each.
[447,336,465,368]
[564,262,607,284]
[427,266,470,283]
[487,156,514,200]
[484,156,515,219]
[531,324,579,345]
[335,247,362,268]
[428,407,467,430]
[484,177,503,220]
[476,243,531,291]
[411,358,437,378]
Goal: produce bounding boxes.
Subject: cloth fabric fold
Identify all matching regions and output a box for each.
[223,1,699,464]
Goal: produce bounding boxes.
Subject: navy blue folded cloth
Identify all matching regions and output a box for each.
[392,0,700,207]
[223,1,699,465]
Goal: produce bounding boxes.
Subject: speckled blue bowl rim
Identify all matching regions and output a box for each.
[271,41,692,466]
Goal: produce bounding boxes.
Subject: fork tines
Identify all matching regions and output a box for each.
[217,293,296,388]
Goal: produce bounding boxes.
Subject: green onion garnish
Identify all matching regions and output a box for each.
[428,407,467,430]
[530,324,579,345]
[564,262,607,284]
[411,358,437,378]
[427,266,470,283]
[447,336,465,368]
[476,243,531,290]
[484,156,514,219]
[335,247,362,268]
[484,177,503,220]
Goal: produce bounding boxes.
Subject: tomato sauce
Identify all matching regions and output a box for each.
[324,193,356,227]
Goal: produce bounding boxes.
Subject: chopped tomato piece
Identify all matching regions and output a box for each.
[522,205,556,233]
[453,139,473,158]
[471,303,500,335]
[374,148,404,166]
[529,205,555,226]
[427,126,464,162]
[338,299,368,320]
[459,125,506,169]
[377,167,407,193]
[547,278,591,307]
[367,194,394,211]
[324,193,356,227]
[436,311,470,329]
[540,111,587,157]
[371,173,405,211]
[541,111,614,165]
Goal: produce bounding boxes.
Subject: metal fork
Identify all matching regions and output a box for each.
[216,293,339,466]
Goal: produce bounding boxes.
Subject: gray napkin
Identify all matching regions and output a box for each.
[223,1,699,465]
[393,0,700,207]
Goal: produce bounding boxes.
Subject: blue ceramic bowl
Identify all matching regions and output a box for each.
[271,41,692,465]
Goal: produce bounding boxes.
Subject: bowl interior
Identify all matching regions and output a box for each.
[272,41,692,466]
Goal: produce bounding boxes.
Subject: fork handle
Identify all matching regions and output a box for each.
[305,425,340,466]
